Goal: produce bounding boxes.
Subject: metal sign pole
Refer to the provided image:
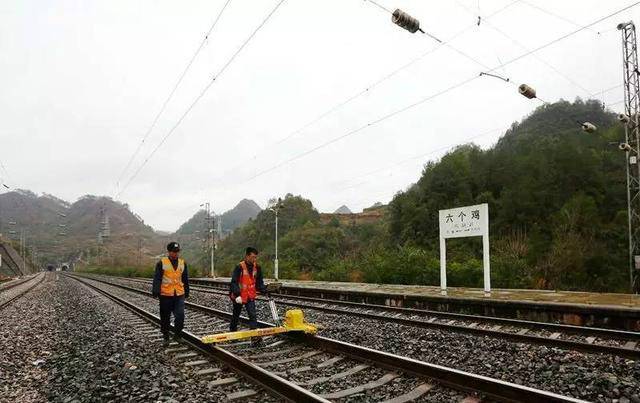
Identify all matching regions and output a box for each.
[439,236,447,295]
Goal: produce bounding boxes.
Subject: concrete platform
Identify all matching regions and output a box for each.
[191,277,640,331]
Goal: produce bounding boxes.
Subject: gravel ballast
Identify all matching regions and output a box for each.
[146,278,640,402]
[0,274,275,402]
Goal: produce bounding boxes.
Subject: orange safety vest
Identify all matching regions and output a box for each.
[239,261,257,303]
[160,257,185,297]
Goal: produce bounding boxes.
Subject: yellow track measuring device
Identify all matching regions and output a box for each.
[201,283,318,344]
[201,309,317,344]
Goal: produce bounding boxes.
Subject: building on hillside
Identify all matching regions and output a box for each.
[319,206,386,226]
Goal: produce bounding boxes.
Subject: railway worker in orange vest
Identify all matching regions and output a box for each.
[152,241,190,345]
[229,247,267,345]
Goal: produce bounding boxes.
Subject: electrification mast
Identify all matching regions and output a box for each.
[618,21,640,292]
[201,202,215,278]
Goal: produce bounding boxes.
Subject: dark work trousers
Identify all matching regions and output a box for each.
[230,299,257,331]
[159,295,185,337]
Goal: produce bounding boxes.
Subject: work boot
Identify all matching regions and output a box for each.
[173,333,182,343]
[162,333,171,347]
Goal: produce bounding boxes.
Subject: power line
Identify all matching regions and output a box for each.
[297,125,507,198]
[455,0,595,97]
[115,0,234,191]
[364,0,393,14]
[0,158,10,188]
[240,1,640,184]
[520,0,599,34]
[333,126,508,192]
[331,107,614,203]
[117,0,287,199]
[337,122,615,212]
[592,83,623,96]
[209,0,522,185]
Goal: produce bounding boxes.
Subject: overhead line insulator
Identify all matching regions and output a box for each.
[392,9,422,34]
[581,122,597,133]
[619,113,631,124]
[518,84,536,99]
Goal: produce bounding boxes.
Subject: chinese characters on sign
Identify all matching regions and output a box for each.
[439,205,487,239]
[439,203,490,295]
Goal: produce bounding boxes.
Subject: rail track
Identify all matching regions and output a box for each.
[0,272,45,310]
[111,276,640,360]
[69,273,587,402]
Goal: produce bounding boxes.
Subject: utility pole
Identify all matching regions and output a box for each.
[275,209,278,280]
[618,21,640,293]
[201,202,215,278]
[21,229,26,274]
[269,198,282,280]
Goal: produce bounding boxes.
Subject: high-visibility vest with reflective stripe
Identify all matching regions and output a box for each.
[160,257,185,297]
[239,261,257,303]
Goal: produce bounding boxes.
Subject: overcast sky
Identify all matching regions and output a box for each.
[1,0,638,231]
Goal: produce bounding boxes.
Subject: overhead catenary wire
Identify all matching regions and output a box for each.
[283,2,520,142]
[335,121,622,212]
[0,158,10,188]
[116,0,287,199]
[520,0,600,34]
[239,0,640,185]
[364,0,393,14]
[115,0,234,192]
[592,83,624,96]
[332,126,508,192]
[455,0,595,98]
[275,125,508,200]
[336,103,618,201]
[207,0,523,187]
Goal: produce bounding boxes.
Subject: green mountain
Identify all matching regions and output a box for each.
[0,191,159,265]
[175,209,209,235]
[176,199,261,237]
[220,199,262,235]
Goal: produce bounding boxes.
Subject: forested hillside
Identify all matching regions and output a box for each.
[203,99,630,292]
[0,191,158,264]
[390,99,626,291]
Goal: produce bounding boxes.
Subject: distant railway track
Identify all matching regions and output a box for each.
[0,273,45,310]
[114,276,640,360]
[70,273,586,403]
[0,275,35,291]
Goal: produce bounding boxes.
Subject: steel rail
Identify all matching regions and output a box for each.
[0,273,44,310]
[75,274,589,402]
[275,298,640,359]
[273,293,640,340]
[187,279,640,334]
[67,274,329,403]
[115,276,640,358]
[0,274,37,291]
[301,334,585,403]
[190,281,640,340]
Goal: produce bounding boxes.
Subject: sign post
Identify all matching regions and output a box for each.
[438,203,490,296]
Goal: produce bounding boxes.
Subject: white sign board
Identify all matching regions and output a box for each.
[438,203,490,295]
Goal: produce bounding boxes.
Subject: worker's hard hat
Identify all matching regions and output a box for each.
[167,242,181,252]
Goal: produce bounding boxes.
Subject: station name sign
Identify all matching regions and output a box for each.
[438,203,490,295]
[439,203,488,239]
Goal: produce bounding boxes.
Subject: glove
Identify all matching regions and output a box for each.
[235,296,242,304]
